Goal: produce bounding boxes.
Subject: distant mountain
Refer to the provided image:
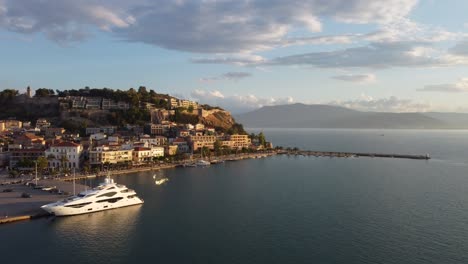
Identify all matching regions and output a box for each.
[235,103,468,129]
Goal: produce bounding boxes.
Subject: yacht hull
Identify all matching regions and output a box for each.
[42,198,144,216]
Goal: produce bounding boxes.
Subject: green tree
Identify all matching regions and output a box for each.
[187,105,194,113]
[36,156,48,173]
[258,132,266,147]
[214,140,222,156]
[60,155,69,172]
[35,88,54,97]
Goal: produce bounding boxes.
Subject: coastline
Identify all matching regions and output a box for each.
[0,151,276,224]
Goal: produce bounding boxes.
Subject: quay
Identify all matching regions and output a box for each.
[279,150,430,160]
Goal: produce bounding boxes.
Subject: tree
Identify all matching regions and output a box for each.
[214,140,222,156]
[258,132,266,147]
[36,156,48,173]
[35,88,54,97]
[60,155,69,172]
[187,105,194,113]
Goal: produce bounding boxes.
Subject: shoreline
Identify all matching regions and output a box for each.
[0,151,276,224]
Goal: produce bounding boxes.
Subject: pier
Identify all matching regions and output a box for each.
[278,150,430,160]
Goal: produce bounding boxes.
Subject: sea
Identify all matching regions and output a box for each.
[2,128,468,264]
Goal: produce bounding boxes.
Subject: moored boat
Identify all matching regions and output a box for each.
[41,177,143,216]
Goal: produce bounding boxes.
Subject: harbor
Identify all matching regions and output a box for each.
[0,152,276,224]
[278,150,431,160]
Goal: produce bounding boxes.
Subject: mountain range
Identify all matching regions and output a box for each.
[234,103,468,129]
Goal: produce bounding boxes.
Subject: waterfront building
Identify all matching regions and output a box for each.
[9,148,45,168]
[45,141,83,169]
[173,138,190,153]
[132,146,164,163]
[228,134,252,149]
[88,146,133,166]
[188,135,217,151]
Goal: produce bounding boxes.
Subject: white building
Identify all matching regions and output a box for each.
[45,142,83,169]
[132,147,164,163]
[139,135,168,146]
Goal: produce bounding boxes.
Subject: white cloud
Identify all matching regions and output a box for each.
[267,42,459,69]
[329,95,432,112]
[191,89,294,113]
[200,72,252,82]
[332,73,376,83]
[418,78,468,93]
[192,54,266,66]
[0,0,420,52]
[0,0,134,43]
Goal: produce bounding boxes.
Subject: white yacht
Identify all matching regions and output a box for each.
[41,177,143,216]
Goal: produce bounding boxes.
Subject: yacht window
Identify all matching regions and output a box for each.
[97,191,117,198]
[106,187,116,190]
[78,194,86,197]
[65,202,92,208]
[127,195,136,199]
[96,197,123,203]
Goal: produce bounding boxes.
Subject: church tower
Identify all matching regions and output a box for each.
[26,86,32,98]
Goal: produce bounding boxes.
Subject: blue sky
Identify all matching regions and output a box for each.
[1,0,468,113]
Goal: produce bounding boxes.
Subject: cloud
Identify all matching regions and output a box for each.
[0,0,134,43]
[332,73,376,83]
[191,54,266,66]
[418,78,468,93]
[449,40,468,56]
[267,42,458,69]
[191,89,294,113]
[0,0,419,52]
[200,72,252,82]
[329,95,432,112]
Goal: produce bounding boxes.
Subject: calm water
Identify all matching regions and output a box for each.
[2,129,468,264]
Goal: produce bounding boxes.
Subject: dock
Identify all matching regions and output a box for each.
[278,150,430,160]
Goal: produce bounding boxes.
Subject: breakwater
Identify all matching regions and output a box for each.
[278,150,430,160]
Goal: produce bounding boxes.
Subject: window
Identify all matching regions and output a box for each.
[97,191,117,198]
[96,197,123,203]
[65,202,92,208]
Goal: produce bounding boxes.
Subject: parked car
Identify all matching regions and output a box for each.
[2,188,13,192]
[21,192,32,198]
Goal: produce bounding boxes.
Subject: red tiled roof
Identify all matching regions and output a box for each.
[52,141,80,147]
[134,147,150,151]
[173,138,186,143]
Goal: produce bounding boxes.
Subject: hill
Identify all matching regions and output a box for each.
[235,103,468,129]
[0,87,245,134]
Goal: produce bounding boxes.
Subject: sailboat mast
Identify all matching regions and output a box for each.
[73,168,76,196]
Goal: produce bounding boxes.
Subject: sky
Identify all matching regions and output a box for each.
[1,0,468,114]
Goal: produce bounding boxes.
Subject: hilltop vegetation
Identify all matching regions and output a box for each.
[0,87,246,134]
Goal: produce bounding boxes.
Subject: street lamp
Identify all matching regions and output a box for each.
[34,161,38,186]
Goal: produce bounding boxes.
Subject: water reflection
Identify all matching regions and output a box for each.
[50,205,142,262]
